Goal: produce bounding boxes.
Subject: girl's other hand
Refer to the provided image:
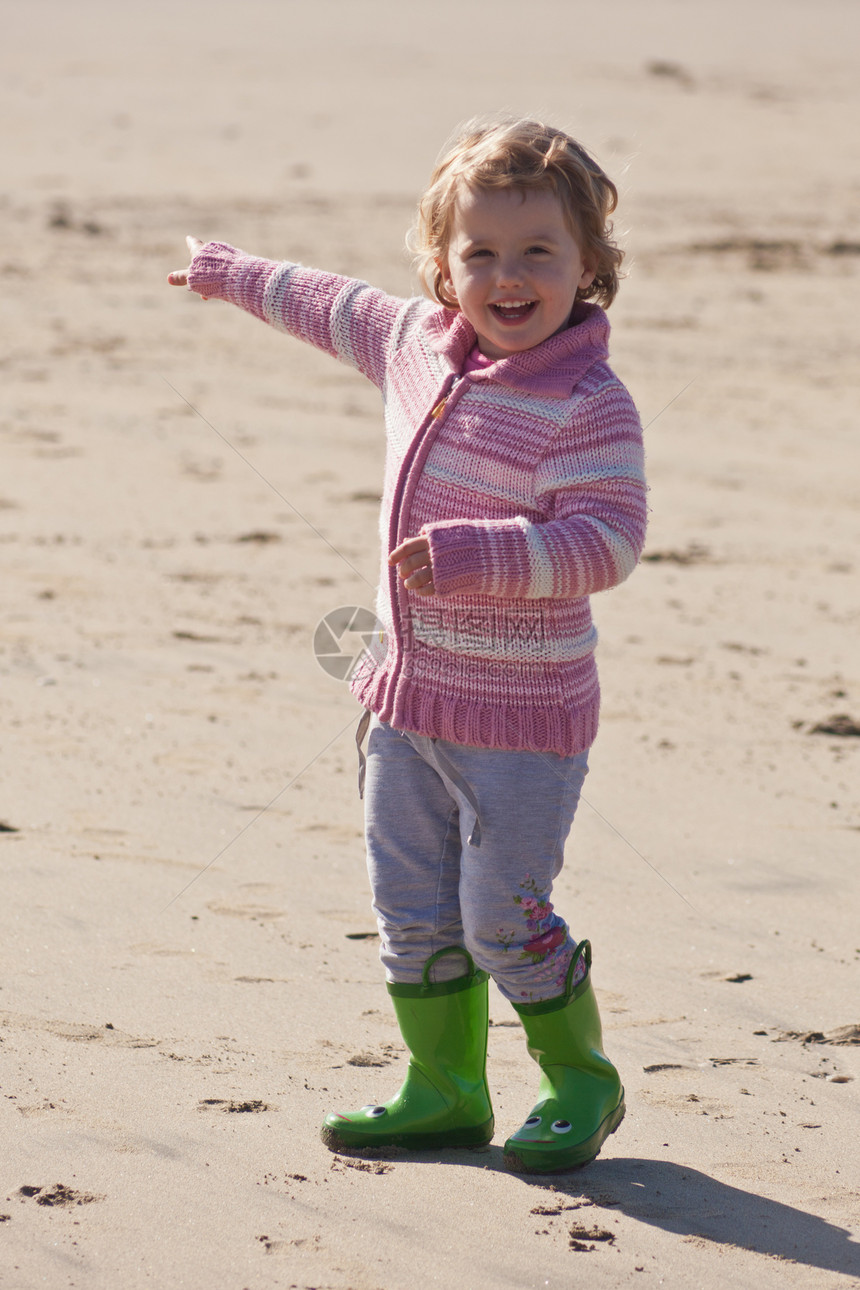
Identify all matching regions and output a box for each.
[389,535,435,595]
[167,235,205,289]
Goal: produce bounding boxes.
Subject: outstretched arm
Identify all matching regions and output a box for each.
[165,236,421,391]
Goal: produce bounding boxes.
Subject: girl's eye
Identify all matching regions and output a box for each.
[527,246,550,255]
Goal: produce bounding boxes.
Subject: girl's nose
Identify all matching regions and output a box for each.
[495,256,524,287]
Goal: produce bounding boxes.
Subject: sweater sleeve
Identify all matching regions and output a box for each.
[186,241,410,390]
[423,382,647,600]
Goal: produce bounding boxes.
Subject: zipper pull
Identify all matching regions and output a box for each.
[430,395,448,419]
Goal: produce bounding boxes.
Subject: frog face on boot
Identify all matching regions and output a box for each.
[517,1109,575,1140]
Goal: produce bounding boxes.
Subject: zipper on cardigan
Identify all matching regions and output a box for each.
[382,374,458,717]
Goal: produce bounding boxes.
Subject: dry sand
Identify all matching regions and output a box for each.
[2,1,859,1287]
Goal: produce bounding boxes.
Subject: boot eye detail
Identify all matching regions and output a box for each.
[362,1105,387,1118]
[524,1115,542,1128]
[551,1119,572,1134]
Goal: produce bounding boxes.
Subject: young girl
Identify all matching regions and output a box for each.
[168,116,647,1173]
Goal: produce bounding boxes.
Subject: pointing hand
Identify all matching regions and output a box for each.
[167,235,205,289]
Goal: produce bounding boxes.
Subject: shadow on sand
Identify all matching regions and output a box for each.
[502,1152,860,1277]
[331,1140,859,1277]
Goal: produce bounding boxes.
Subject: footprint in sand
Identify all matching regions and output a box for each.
[197,1098,273,1113]
[18,1184,102,1207]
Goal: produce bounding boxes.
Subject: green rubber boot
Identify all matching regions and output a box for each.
[321,947,494,1153]
[503,940,625,1173]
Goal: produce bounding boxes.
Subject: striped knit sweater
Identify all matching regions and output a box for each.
[186,243,647,757]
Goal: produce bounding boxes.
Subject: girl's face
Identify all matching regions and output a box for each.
[437,186,595,360]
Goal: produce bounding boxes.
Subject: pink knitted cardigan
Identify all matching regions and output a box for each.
[187,244,647,757]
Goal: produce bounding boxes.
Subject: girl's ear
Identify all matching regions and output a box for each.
[435,257,456,296]
[578,261,597,291]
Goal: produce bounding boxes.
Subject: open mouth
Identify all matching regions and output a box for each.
[492,300,537,322]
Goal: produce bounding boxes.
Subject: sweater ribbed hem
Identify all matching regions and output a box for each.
[351,665,599,758]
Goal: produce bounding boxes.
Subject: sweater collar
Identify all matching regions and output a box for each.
[422,301,611,398]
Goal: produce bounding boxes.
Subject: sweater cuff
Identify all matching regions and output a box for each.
[424,519,532,598]
[186,241,263,302]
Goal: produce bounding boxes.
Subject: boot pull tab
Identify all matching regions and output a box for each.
[422,945,481,990]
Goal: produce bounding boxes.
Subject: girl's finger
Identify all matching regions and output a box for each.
[389,535,430,565]
[404,568,434,591]
[186,234,204,254]
[397,551,432,579]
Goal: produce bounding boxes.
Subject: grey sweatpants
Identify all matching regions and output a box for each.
[364,716,589,1005]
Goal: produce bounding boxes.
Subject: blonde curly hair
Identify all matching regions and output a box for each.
[410,116,624,311]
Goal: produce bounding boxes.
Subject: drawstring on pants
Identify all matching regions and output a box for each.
[355,710,482,846]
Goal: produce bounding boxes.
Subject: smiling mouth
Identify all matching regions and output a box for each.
[492,300,537,321]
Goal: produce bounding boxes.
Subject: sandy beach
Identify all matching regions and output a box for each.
[2,1,859,1286]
